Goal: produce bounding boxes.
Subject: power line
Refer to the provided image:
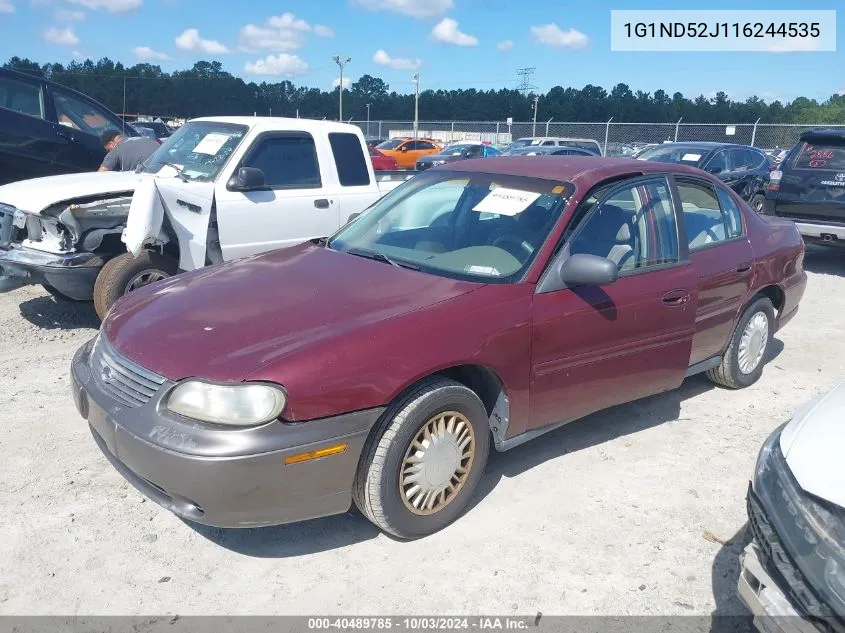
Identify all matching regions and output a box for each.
[516,67,537,96]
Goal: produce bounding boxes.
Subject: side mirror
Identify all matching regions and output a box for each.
[228,167,266,191]
[399,146,409,152]
[559,253,619,287]
[706,165,723,175]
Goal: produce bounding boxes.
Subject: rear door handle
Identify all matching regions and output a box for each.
[314,199,330,209]
[662,290,690,307]
[736,262,752,273]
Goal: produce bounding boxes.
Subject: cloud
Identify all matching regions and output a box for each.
[314,24,334,38]
[354,0,451,19]
[497,39,514,51]
[71,49,87,59]
[133,46,171,61]
[767,38,821,53]
[373,49,421,70]
[238,13,314,52]
[0,1,14,14]
[55,8,84,19]
[68,0,141,12]
[431,17,477,46]
[530,23,589,48]
[42,26,79,45]
[175,28,229,54]
[244,53,309,77]
[332,76,351,89]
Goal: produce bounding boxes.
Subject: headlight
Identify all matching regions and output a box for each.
[166,381,286,427]
[754,426,845,615]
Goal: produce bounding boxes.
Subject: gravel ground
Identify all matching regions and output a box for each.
[0,245,843,619]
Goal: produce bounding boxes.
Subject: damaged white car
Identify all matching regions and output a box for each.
[0,117,412,318]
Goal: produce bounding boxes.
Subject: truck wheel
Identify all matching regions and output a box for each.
[353,377,490,539]
[707,297,775,389]
[93,251,177,319]
[41,284,84,302]
[750,194,766,215]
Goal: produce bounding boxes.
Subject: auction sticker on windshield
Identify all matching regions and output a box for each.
[192,133,231,155]
[682,153,702,161]
[473,187,541,216]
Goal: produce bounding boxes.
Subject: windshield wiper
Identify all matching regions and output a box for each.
[345,248,420,270]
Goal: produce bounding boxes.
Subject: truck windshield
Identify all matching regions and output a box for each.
[328,171,573,283]
[141,121,248,181]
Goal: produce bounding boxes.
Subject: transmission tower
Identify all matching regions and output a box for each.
[516,67,537,95]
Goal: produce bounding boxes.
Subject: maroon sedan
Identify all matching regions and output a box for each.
[369,146,398,171]
[70,157,806,539]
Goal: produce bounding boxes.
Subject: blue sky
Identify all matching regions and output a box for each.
[1,0,842,103]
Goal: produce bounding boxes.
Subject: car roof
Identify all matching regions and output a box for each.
[188,116,369,136]
[444,156,711,190]
[800,128,845,142]
[653,141,755,150]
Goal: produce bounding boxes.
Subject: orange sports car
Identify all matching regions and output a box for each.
[375,137,442,169]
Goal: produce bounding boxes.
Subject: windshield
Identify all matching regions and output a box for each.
[328,171,573,283]
[142,121,248,181]
[558,140,599,153]
[507,139,533,151]
[637,145,706,166]
[441,144,475,156]
[377,139,404,150]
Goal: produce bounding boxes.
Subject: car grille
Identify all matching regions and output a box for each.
[747,488,844,631]
[0,205,13,249]
[90,336,165,407]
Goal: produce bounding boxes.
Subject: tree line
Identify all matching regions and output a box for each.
[4,56,845,124]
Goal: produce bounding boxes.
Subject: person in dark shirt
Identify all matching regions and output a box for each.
[98,130,160,172]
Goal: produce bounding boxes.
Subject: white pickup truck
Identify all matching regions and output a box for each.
[0,117,413,318]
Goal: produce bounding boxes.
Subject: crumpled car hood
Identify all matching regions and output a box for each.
[0,171,145,214]
[780,380,845,509]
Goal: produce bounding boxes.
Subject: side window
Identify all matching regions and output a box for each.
[0,76,44,119]
[729,148,749,171]
[568,178,679,272]
[243,134,321,189]
[403,141,417,151]
[676,179,730,250]
[705,150,728,173]
[53,90,122,136]
[418,141,435,150]
[542,140,555,146]
[715,187,744,238]
[465,145,484,157]
[328,132,370,187]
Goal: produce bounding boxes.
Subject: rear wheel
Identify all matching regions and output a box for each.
[707,297,775,389]
[353,377,490,539]
[93,250,177,319]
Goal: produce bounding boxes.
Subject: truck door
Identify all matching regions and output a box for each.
[213,130,341,260]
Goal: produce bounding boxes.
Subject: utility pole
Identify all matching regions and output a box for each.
[532,95,539,137]
[332,55,351,121]
[366,103,371,137]
[412,72,420,137]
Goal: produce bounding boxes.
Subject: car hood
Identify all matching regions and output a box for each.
[420,154,464,163]
[780,380,845,508]
[0,171,146,214]
[103,243,480,382]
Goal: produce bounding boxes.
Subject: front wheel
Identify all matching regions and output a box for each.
[707,297,775,389]
[353,377,490,539]
[93,250,177,319]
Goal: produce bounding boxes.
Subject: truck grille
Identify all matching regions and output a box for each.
[0,205,13,249]
[91,336,165,407]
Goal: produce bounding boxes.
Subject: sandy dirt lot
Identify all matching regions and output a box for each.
[0,246,842,620]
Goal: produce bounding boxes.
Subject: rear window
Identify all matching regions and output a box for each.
[329,132,370,186]
[793,142,845,171]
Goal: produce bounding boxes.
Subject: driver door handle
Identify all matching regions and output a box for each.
[314,199,330,209]
[662,290,690,307]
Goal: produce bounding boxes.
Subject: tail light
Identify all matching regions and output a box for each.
[768,169,782,192]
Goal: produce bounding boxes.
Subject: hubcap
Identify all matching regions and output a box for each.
[738,311,769,374]
[399,411,475,516]
[124,269,169,294]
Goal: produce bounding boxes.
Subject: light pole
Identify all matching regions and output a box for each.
[366,103,371,137]
[412,72,420,137]
[532,95,539,137]
[332,55,351,121]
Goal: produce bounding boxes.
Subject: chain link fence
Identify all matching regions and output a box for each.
[348,120,845,154]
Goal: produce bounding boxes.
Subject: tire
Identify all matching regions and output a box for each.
[353,377,490,539]
[41,284,84,302]
[750,194,766,215]
[707,297,775,389]
[93,250,177,320]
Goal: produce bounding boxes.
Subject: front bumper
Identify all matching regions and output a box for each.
[71,338,384,528]
[0,245,103,300]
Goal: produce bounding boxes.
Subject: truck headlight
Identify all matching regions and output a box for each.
[753,426,845,615]
[166,381,286,427]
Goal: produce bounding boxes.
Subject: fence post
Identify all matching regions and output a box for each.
[378,121,382,137]
[545,118,553,136]
[751,117,761,147]
[603,117,613,156]
[496,121,500,145]
[674,117,683,142]
[451,121,455,142]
